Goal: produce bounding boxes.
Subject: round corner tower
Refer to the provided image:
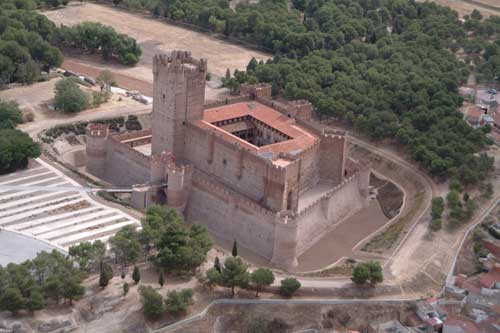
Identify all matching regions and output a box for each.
[85,123,109,178]
[151,51,208,159]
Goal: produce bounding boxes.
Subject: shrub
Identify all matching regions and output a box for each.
[429,218,442,231]
[0,99,23,128]
[54,78,89,113]
[279,278,301,297]
[351,261,384,285]
[132,266,141,284]
[164,289,193,315]
[139,286,164,319]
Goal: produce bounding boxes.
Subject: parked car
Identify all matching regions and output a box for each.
[488,88,498,94]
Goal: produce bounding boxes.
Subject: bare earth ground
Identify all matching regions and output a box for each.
[42,2,270,85]
[0,78,151,138]
[418,0,500,17]
[297,201,388,271]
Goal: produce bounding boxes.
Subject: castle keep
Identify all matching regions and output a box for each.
[86,51,370,270]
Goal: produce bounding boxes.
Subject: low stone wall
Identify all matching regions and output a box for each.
[104,138,151,186]
[295,173,367,256]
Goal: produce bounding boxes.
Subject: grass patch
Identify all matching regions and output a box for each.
[362,191,425,254]
[298,260,355,278]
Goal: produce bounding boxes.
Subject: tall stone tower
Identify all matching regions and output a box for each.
[319,129,346,185]
[85,123,109,178]
[151,51,207,159]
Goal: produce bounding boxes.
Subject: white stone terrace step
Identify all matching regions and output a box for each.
[0,190,75,211]
[0,167,46,184]
[44,215,127,241]
[0,197,86,226]
[0,176,61,193]
[0,193,79,217]
[0,181,69,202]
[31,211,116,236]
[13,206,101,231]
[58,220,137,248]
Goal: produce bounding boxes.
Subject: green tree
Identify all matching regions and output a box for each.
[247,57,258,72]
[54,78,89,113]
[250,268,274,297]
[109,225,141,265]
[471,9,483,21]
[214,256,221,273]
[123,282,129,297]
[27,287,44,313]
[132,265,141,284]
[431,197,445,220]
[220,257,249,297]
[0,99,23,129]
[139,286,164,319]
[0,129,40,174]
[164,289,193,315]
[153,209,212,273]
[96,69,116,90]
[0,287,27,314]
[447,190,461,208]
[99,261,113,288]
[158,271,165,288]
[351,261,383,285]
[366,261,383,284]
[205,267,221,289]
[279,278,301,298]
[232,240,238,257]
[351,263,370,284]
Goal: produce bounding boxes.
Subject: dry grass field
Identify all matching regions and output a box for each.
[420,0,500,17]
[43,2,270,79]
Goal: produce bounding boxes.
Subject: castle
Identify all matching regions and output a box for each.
[85,51,370,270]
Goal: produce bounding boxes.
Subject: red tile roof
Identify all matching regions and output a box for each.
[444,316,480,333]
[480,267,500,289]
[483,240,500,257]
[195,101,319,156]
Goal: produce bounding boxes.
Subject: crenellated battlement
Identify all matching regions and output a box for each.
[153,51,207,77]
[297,173,359,218]
[322,128,346,139]
[86,123,109,138]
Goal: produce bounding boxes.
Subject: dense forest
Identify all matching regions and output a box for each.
[0,0,141,86]
[114,0,500,185]
[0,0,63,85]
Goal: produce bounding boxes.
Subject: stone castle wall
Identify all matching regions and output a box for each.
[104,136,151,186]
[186,171,276,259]
[294,173,367,256]
[185,123,270,203]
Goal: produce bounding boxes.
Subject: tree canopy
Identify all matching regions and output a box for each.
[0,128,40,174]
[0,250,85,314]
[119,0,500,185]
[55,22,142,65]
[0,0,63,85]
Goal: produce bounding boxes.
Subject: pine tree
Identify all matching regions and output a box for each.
[132,266,141,284]
[123,282,129,297]
[99,261,113,288]
[232,240,238,257]
[214,256,221,273]
[159,271,165,288]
